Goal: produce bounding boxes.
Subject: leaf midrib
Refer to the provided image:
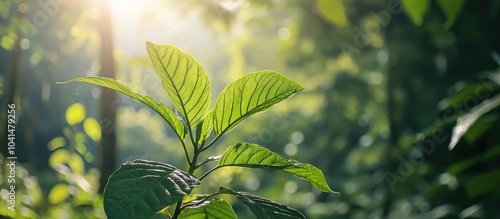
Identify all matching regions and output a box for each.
[216,87,301,136]
[151,45,197,130]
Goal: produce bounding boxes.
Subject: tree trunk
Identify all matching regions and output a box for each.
[97,0,117,193]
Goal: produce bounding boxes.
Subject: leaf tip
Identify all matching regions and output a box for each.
[56,80,72,85]
[145,41,156,49]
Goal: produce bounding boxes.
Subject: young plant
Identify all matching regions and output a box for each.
[59,42,337,219]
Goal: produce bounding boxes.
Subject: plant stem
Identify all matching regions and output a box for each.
[180,140,191,164]
[172,139,200,219]
[198,166,221,181]
[199,134,223,152]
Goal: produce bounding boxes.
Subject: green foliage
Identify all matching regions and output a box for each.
[218,187,306,219]
[436,0,467,27]
[402,0,466,26]
[217,143,335,193]
[315,0,348,27]
[61,42,335,218]
[146,41,211,130]
[57,77,186,140]
[402,0,431,26]
[448,94,500,150]
[213,71,304,137]
[103,160,200,219]
[179,199,238,219]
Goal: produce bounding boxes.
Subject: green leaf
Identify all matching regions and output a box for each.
[146,42,211,129]
[283,163,336,193]
[218,143,336,193]
[104,159,200,219]
[48,184,70,204]
[402,0,430,26]
[439,82,500,110]
[436,0,466,27]
[214,71,303,136]
[315,0,349,27]
[196,110,214,146]
[83,118,102,141]
[58,77,186,140]
[463,116,497,143]
[449,146,500,175]
[65,103,86,125]
[179,199,238,219]
[449,94,500,150]
[218,187,305,219]
[465,170,500,198]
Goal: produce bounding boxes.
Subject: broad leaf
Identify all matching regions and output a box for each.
[179,199,238,219]
[449,94,500,150]
[449,146,500,175]
[465,170,500,198]
[196,110,214,146]
[214,71,303,136]
[316,0,348,27]
[58,77,186,140]
[436,0,466,27]
[402,0,430,26]
[219,187,305,219]
[104,159,200,219]
[146,42,210,129]
[218,143,336,193]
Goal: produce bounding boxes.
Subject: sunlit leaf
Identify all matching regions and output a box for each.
[65,103,86,125]
[214,71,303,136]
[218,143,336,193]
[0,33,17,51]
[68,153,85,174]
[49,149,69,169]
[48,184,70,204]
[283,163,336,193]
[436,0,466,27]
[104,159,200,219]
[179,199,238,219]
[402,0,430,26]
[48,137,66,151]
[219,187,305,219]
[449,94,500,150]
[58,77,186,140]
[316,0,348,27]
[146,42,211,129]
[196,110,214,146]
[83,118,102,141]
[465,170,500,198]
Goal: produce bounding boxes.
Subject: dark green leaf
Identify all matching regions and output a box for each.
[57,77,186,140]
[440,82,500,110]
[218,143,336,193]
[465,170,500,198]
[214,71,303,136]
[436,0,466,27]
[179,199,238,219]
[146,42,211,129]
[463,116,497,143]
[402,0,430,26]
[218,187,305,219]
[449,146,500,175]
[104,159,200,219]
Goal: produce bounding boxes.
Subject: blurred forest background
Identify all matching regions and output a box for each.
[1,0,500,218]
